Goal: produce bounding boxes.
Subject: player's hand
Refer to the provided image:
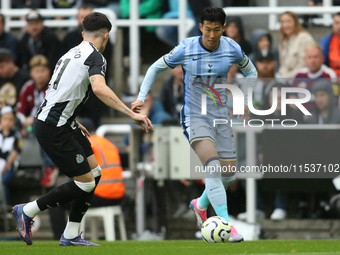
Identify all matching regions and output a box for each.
[77,121,91,137]
[131,100,144,113]
[237,104,249,122]
[132,113,154,132]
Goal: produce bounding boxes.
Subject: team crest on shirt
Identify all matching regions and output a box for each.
[168,46,178,59]
[76,154,84,163]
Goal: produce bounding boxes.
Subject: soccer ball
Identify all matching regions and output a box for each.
[201,216,231,243]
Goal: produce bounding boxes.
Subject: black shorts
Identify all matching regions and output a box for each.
[34,120,94,178]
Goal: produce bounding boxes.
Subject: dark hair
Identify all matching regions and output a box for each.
[334,12,340,18]
[83,12,111,33]
[0,48,13,63]
[200,7,226,26]
[0,14,4,23]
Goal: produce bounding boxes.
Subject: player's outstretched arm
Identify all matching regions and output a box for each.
[237,57,258,122]
[90,74,154,132]
[131,57,168,112]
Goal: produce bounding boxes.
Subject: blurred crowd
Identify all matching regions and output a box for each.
[1,0,340,224]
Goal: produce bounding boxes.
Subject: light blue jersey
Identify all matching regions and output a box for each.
[137,35,257,131]
[162,36,248,127]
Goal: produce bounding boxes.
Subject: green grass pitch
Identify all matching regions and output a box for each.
[1,240,340,255]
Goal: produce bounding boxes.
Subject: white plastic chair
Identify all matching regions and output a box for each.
[80,205,127,241]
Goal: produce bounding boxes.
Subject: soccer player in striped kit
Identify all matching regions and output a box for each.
[13,12,153,246]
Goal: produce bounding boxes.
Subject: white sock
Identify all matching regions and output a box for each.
[197,199,207,211]
[63,220,80,239]
[23,200,41,218]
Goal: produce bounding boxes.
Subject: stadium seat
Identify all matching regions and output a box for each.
[80,205,127,241]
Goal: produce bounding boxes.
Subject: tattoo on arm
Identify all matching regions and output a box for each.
[110,97,118,104]
[90,77,96,83]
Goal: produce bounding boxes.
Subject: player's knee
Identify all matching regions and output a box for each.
[74,180,96,193]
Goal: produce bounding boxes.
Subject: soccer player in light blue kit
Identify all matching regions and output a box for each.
[132,7,257,242]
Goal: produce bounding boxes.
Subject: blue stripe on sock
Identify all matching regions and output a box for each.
[204,157,220,167]
[222,172,236,178]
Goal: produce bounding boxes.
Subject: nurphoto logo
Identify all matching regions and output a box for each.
[200,84,312,128]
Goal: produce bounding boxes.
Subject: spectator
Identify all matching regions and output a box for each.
[0,48,31,107]
[0,14,20,62]
[307,80,340,124]
[12,0,45,8]
[48,134,125,240]
[248,29,279,68]
[16,55,49,134]
[63,4,112,127]
[47,0,82,9]
[293,44,338,113]
[252,50,280,111]
[0,106,22,206]
[225,16,252,55]
[155,0,195,48]
[19,10,62,71]
[160,65,183,121]
[320,12,340,80]
[16,55,59,188]
[278,11,315,78]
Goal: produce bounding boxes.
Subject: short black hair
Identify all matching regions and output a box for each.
[334,12,340,18]
[83,12,112,33]
[0,48,13,63]
[200,7,226,26]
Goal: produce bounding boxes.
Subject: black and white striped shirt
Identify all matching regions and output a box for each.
[36,41,107,127]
